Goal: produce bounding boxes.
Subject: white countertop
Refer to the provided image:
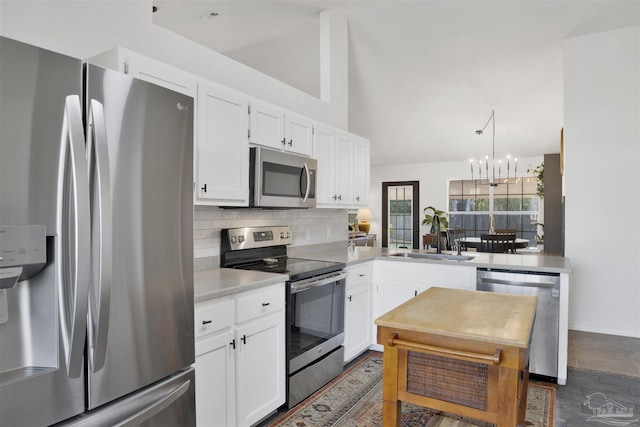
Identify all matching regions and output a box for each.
[194,268,287,303]
[194,245,572,303]
[303,246,573,273]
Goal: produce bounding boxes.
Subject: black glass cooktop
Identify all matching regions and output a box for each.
[233,257,344,282]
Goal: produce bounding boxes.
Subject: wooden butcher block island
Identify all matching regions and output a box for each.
[375,287,537,427]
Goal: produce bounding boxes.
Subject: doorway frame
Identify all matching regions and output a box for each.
[381,181,420,249]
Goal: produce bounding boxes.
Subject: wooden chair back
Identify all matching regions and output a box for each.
[480,233,516,253]
[494,228,516,235]
[446,228,467,250]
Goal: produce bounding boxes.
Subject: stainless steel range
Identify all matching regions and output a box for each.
[221,226,346,408]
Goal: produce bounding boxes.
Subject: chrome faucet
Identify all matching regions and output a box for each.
[434,216,442,254]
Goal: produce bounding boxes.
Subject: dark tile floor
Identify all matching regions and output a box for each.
[262,331,640,426]
[558,331,640,426]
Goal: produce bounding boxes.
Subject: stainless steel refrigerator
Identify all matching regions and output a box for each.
[0,36,195,426]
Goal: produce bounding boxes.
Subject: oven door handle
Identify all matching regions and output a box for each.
[290,271,347,293]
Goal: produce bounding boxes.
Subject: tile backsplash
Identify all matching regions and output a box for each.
[194,206,349,269]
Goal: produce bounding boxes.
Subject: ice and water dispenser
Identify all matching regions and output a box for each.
[0,225,46,322]
[0,224,59,384]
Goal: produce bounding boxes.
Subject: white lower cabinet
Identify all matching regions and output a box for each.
[371,260,476,351]
[195,283,286,427]
[344,263,373,362]
[195,329,236,427]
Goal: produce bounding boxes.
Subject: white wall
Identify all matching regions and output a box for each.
[0,0,348,129]
[564,25,640,338]
[369,156,543,241]
[224,26,320,98]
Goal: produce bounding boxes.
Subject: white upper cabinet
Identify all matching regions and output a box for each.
[89,47,197,97]
[91,47,369,208]
[196,83,249,206]
[249,101,313,156]
[334,131,354,205]
[314,123,337,205]
[352,135,370,207]
[315,126,369,208]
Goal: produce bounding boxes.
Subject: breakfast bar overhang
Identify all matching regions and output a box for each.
[375,287,537,427]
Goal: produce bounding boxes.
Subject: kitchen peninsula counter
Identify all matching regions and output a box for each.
[293,245,573,274]
[194,245,572,302]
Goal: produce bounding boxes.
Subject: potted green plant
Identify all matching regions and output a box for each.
[534,222,544,244]
[527,162,544,198]
[422,206,449,233]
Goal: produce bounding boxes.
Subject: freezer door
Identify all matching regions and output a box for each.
[55,367,196,427]
[84,64,195,409]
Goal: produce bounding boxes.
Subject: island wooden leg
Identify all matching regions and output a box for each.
[382,344,401,426]
[496,367,519,427]
[517,368,530,427]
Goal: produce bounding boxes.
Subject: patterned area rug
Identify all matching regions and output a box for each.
[270,352,556,427]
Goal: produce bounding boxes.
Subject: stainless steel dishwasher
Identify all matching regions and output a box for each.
[477,268,560,381]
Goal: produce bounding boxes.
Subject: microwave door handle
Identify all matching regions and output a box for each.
[87,100,112,372]
[57,95,91,378]
[301,162,310,202]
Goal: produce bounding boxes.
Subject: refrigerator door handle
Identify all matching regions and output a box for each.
[57,94,91,378]
[87,99,112,372]
[113,379,191,427]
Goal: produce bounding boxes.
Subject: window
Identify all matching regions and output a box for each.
[448,178,540,245]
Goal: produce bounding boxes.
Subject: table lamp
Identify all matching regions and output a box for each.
[356,208,373,234]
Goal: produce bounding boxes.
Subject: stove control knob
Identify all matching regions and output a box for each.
[238,235,245,242]
[231,236,237,243]
[280,232,285,239]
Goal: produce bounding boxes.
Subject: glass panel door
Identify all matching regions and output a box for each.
[382,181,420,249]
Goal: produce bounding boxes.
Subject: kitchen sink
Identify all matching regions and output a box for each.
[390,252,476,262]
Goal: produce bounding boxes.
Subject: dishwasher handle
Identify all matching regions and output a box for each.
[478,276,558,289]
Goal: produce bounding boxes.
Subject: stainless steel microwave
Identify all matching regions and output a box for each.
[250,147,317,208]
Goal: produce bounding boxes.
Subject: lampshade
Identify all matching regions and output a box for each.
[356,208,373,222]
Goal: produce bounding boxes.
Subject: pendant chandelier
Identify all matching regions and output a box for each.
[470,110,518,233]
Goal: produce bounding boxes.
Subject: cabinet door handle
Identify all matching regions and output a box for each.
[230,339,236,349]
[288,139,293,146]
[281,138,286,145]
[261,302,270,307]
[359,274,365,277]
[333,194,337,200]
[202,320,212,325]
[356,196,360,201]
[241,335,247,344]
[414,290,418,296]
[348,295,352,302]
[337,195,342,200]
[201,183,207,193]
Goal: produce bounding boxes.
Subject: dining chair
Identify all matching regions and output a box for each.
[446,228,467,251]
[494,228,516,235]
[480,233,516,253]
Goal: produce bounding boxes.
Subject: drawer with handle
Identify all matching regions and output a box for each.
[236,284,285,324]
[194,298,234,339]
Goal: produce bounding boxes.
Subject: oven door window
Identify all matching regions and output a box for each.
[289,282,344,359]
[262,162,315,199]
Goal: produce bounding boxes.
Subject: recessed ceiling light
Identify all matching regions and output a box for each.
[199,12,219,20]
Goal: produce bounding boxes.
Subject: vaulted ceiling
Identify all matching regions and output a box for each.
[152,1,639,166]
